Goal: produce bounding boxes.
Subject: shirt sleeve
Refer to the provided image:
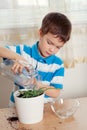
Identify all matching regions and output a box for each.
[50,64,65,89]
[5,44,24,55]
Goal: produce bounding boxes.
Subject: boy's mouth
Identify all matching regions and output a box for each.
[46,51,53,55]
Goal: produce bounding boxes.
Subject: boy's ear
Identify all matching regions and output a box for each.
[38,29,43,37]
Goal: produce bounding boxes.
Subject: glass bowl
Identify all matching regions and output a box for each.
[51,98,80,119]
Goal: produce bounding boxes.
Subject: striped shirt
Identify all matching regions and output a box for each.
[6,41,64,104]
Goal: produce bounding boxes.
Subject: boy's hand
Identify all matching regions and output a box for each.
[11,57,30,74]
[11,60,24,74]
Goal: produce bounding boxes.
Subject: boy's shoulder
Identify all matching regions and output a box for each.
[46,54,63,65]
[53,55,64,65]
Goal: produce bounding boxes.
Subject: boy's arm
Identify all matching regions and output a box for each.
[0,47,27,73]
[36,81,61,98]
[0,47,23,60]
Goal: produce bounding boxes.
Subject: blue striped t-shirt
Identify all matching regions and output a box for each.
[6,41,64,104]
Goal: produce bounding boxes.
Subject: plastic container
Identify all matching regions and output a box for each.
[0,59,38,89]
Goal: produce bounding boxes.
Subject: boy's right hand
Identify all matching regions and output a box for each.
[11,57,30,74]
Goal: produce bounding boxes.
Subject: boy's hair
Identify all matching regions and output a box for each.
[41,12,72,43]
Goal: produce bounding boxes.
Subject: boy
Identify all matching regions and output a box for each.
[0,12,72,106]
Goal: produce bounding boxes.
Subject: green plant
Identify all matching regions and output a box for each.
[17,87,48,98]
[17,87,55,98]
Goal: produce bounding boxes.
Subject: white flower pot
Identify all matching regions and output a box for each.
[14,89,44,124]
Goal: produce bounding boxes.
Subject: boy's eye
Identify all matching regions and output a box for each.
[56,46,60,49]
[47,40,61,50]
[47,41,50,45]
[47,41,52,45]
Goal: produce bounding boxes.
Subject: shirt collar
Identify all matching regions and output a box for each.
[32,41,55,64]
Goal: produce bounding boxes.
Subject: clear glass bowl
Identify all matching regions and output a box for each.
[51,98,80,119]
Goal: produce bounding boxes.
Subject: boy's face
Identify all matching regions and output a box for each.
[38,31,64,58]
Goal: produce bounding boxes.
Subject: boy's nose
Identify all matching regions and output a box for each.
[50,47,55,52]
